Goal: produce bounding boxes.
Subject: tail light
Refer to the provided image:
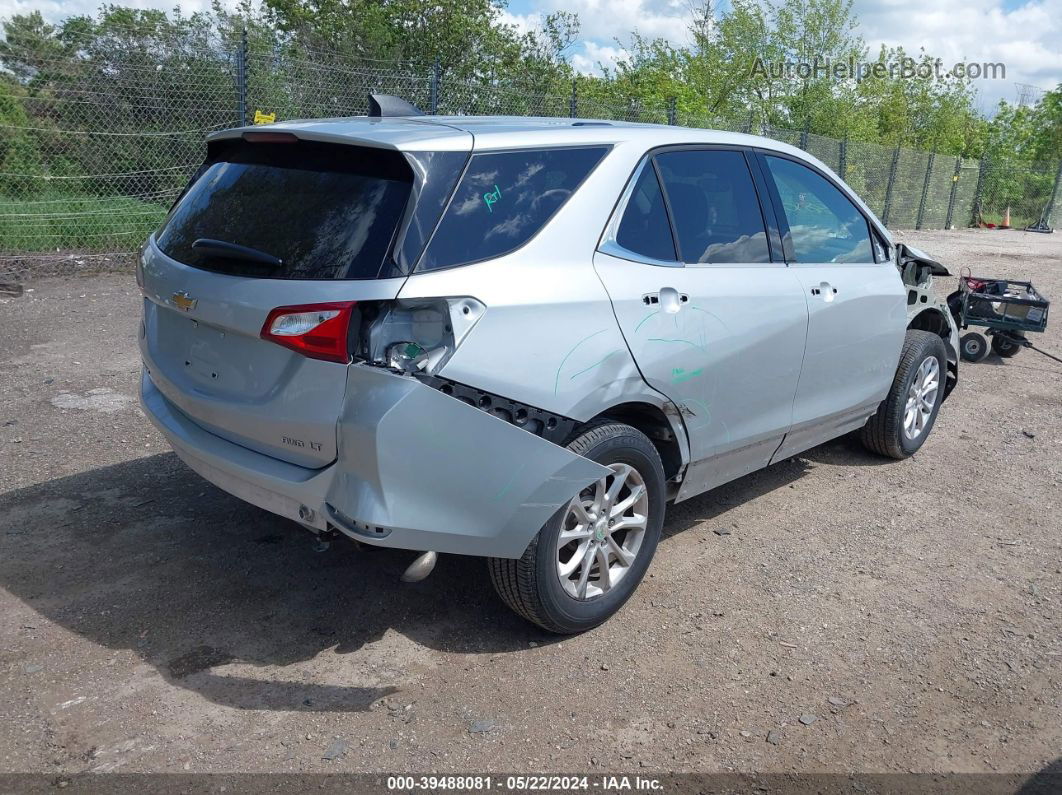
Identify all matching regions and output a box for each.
[260,302,356,363]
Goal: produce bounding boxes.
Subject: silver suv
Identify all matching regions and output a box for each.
[138,102,959,633]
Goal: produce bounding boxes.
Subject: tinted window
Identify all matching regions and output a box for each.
[157,141,412,280]
[615,163,676,261]
[418,146,609,271]
[394,150,469,272]
[654,150,770,264]
[764,155,873,263]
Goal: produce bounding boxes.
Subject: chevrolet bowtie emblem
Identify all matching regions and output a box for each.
[172,291,197,312]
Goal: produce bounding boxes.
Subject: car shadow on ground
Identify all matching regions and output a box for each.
[0,453,536,712]
[1,446,823,713]
[1017,757,1062,794]
[659,454,813,539]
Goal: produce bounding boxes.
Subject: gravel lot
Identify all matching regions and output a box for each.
[0,229,1059,778]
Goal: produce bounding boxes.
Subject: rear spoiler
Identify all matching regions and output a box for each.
[896,243,950,276]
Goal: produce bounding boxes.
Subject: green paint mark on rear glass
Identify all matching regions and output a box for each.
[483,184,502,213]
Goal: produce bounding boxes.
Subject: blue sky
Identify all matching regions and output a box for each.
[2,0,1059,110]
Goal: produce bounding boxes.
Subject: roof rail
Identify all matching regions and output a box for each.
[368,93,425,118]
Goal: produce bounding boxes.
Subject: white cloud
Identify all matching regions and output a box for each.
[571,40,632,74]
[503,0,692,48]
[852,0,1062,107]
[496,8,542,37]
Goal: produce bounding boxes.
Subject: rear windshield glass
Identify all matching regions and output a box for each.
[417,146,609,271]
[156,140,412,280]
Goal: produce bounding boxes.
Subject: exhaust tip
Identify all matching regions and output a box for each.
[401,551,438,583]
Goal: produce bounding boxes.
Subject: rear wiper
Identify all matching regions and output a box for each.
[192,238,283,267]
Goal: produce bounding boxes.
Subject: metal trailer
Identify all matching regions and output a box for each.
[948,270,1050,362]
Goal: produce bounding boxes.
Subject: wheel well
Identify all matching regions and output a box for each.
[590,402,684,481]
[909,307,950,340]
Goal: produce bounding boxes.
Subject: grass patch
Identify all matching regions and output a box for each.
[0,191,170,254]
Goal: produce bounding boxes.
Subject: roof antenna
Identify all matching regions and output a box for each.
[368,93,425,118]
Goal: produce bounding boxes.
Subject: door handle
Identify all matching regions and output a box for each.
[643,289,689,310]
[810,282,838,302]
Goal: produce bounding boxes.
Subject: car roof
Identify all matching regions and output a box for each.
[209,114,806,158]
[207,114,890,241]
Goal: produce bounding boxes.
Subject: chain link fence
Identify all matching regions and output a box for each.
[2,30,1060,284]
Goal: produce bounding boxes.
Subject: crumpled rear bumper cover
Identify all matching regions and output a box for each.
[140,363,609,558]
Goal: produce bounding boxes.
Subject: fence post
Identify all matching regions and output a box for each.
[944,157,962,229]
[971,153,990,226]
[235,26,248,127]
[430,58,440,115]
[799,123,809,152]
[744,110,754,134]
[569,80,578,118]
[916,149,935,229]
[667,96,677,126]
[838,135,847,180]
[1045,160,1062,227]
[881,145,902,227]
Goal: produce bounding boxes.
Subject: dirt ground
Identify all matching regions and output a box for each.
[0,229,1059,779]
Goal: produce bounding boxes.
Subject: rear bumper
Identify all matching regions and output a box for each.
[140,364,608,558]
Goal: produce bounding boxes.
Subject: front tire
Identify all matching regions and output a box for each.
[488,421,666,634]
[861,330,947,460]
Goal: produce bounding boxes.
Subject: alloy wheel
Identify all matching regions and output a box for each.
[556,463,649,600]
[903,355,940,440]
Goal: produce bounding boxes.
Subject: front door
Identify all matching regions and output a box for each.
[756,153,907,460]
[594,148,809,500]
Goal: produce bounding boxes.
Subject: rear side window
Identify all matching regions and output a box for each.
[418,146,609,271]
[156,141,412,279]
[763,155,873,263]
[655,149,770,264]
[615,163,676,262]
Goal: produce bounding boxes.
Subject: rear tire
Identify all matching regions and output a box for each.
[488,421,666,634]
[991,334,1022,358]
[861,330,947,460]
[960,332,988,362]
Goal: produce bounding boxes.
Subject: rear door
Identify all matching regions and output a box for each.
[755,152,906,460]
[139,135,468,468]
[594,147,809,499]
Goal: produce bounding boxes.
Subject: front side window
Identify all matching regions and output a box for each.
[763,155,874,263]
[418,146,609,271]
[654,149,771,264]
[614,162,677,262]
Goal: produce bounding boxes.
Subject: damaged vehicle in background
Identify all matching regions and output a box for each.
[138,99,959,633]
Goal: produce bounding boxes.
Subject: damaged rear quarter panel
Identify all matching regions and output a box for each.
[326,364,611,558]
[396,143,653,422]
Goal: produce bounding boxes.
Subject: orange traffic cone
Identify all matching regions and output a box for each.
[1001,206,1011,229]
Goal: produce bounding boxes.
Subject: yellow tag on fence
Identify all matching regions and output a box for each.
[253,110,276,125]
